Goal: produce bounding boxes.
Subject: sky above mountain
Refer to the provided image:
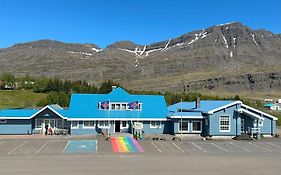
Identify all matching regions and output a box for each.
[0,0,280,48]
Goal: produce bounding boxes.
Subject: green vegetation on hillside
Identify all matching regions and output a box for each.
[0,90,46,109]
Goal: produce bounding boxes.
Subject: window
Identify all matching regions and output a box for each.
[220,116,230,132]
[56,119,63,129]
[121,104,126,110]
[115,104,120,110]
[121,121,128,128]
[0,119,7,124]
[179,121,189,132]
[71,121,79,129]
[83,121,95,128]
[150,121,162,128]
[192,121,202,133]
[35,119,43,129]
[98,121,110,128]
[111,104,116,110]
[258,120,264,127]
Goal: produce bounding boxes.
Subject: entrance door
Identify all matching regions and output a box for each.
[115,121,120,132]
[241,119,245,133]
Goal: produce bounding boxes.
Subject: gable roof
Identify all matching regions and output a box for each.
[241,104,278,120]
[168,100,241,114]
[29,105,67,119]
[67,88,168,120]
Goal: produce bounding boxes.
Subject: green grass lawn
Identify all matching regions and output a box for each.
[0,90,46,109]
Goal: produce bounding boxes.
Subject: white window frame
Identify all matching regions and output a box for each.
[98,121,110,129]
[150,121,162,129]
[192,121,202,133]
[71,121,79,129]
[35,118,44,129]
[258,120,264,127]
[120,121,129,129]
[178,120,189,133]
[83,121,95,129]
[0,119,7,124]
[219,116,231,132]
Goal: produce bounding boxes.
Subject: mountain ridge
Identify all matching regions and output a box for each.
[0,22,281,93]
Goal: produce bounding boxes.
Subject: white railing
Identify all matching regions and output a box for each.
[247,127,260,134]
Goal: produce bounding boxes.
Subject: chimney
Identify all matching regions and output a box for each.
[112,86,117,90]
[196,97,200,109]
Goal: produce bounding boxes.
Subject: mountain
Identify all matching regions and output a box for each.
[0,22,281,93]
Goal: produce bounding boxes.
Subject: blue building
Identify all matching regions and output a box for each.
[168,100,278,138]
[0,87,278,138]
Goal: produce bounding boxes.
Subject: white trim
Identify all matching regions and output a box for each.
[219,115,231,132]
[238,108,265,121]
[178,120,189,133]
[150,121,162,129]
[171,115,204,119]
[241,104,278,120]
[71,121,79,129]
[120,121,129,129]
[191,121,202,133]
[98,121,110,129]
[67,118,167,121]
[258,120,264,127]
[82,121,95,129]
[29,105,66,119]
[208,101,242,114]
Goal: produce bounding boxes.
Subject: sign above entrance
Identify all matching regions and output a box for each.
[133,122,143,130]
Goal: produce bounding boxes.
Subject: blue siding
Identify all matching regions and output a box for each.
[70,121,99,135]
[172,119,203,134]
[0,119,32,134]
[209,104,240,136]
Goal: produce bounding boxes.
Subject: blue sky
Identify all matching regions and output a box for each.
[0,0,280,48]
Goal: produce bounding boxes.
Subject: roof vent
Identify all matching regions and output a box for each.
[196,97,200,109]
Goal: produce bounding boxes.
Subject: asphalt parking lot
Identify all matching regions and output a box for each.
[0,137,281,156]
[0,137,281,175]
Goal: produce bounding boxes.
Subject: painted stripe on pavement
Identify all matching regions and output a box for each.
[248,142,272,152]
[172,142,184,152]
[211,142,228,152]
[8,141,27,155]
[192,142,207,152]
[151,142,162,152]
[229,142,251,152]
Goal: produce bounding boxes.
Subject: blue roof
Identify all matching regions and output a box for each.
[67,87,168,120]
[168,100,236,113]
[0,109,38,118]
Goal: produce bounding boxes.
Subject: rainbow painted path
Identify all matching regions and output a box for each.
[111,136,144,153]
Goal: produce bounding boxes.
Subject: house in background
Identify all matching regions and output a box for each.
[0,87,278,138]
[264,103,281,111]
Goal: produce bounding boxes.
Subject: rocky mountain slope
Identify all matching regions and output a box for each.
[0,22,281,93]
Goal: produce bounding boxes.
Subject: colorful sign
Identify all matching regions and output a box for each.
[111,136,144,153]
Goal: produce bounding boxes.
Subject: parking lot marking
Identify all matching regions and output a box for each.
[229,142,251,152]
[248,142,272,152]
[35,141,49,154]
[192,142,207,153]
[267,142,281,150]
[172,142,185,152]
[151,142,162,152]
[7,141,27,155]
[62,141,70,153]
[211,143,228,152]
